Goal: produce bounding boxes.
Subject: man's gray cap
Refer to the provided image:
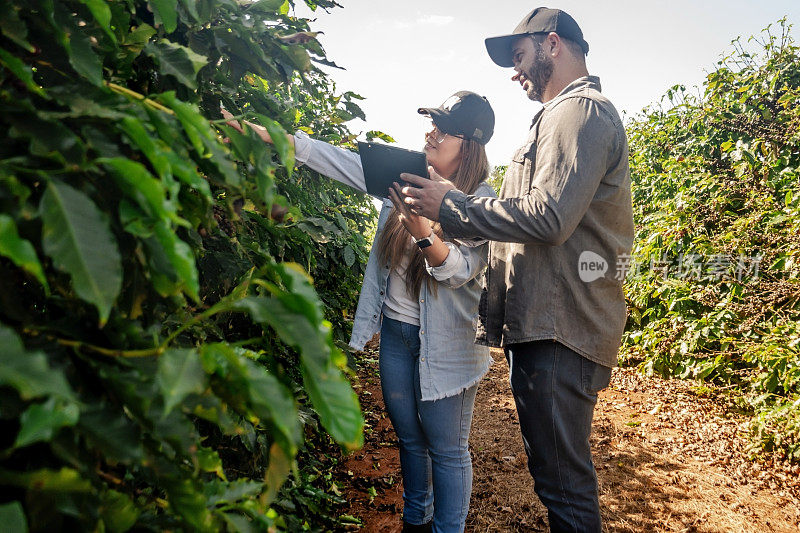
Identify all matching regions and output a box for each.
[485,7,589,67]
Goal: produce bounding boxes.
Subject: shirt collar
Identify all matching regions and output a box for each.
[530,76,601,129]
[545,75,602,109]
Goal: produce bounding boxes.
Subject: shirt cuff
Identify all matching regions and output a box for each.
[293,130,312,165]
[425,241,459,281]
[454,236,488,248]
[439,189,471,238]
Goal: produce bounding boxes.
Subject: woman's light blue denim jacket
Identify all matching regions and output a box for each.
[294,131,493,401]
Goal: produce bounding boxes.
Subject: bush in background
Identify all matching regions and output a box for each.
[624,20,800,461]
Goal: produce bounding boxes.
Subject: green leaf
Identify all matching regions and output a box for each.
[119,116,171,179]
[78,405,144,464]
[122,23,156,53]
[150,0,178,33]
[276,263,323,322]
[280,43,311,72]
[0,502,28,533]
[299,346,363,449]
[186,396,238,436]
[0,1,34,52]
[0,214,48,290]
[232,294,362,447]
[157,348,206,414]
[244,0,286,13]
[14,398,80,448]
[239,357,299,441]
[202,344,300,444]
[220,513,257,533]
[0,48,45,96]
[119,200,153,238]
[253,113,294,176]
[263,442,291,506]
[40,181,122,325]
[343,100,366,121]
[119,116,211,199]
[0,325,75,401]
[195,446,225,479]
[163,478,215,532]
[366,130,396,143]
[297,217,340,244]
[49,91,127,120]
[343,244,355,267]
[159,93,242,187]
[79,0,116,43]
[178,0,201,22]
[159,95,204,154]
[150,407,201,456]
[151,221,200,301]
[145,40,208,90]
[272,267,362,446]
[204,479,264,507]
[163,150,212,199]
[231,296,322,350]
[100,158,183,224]
[6,112,84,164]
[0,170,31,205]
[100,490,140,533]
[66,21,104,86]
[0,467,92,493]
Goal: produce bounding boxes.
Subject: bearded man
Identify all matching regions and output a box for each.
[398,8,634,532]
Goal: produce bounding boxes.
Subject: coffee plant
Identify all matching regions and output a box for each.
[0,0,379,530]
[623,20,800,461]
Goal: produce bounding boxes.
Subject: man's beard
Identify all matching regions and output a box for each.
[524,44,554,102]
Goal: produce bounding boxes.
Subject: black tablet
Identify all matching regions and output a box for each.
[357,141,429,199]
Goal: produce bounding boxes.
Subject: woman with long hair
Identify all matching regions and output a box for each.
[224,91,495,533]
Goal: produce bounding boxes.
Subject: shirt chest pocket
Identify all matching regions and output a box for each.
[506,140,537,195]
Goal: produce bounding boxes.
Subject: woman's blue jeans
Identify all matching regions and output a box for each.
[379,316,478,533]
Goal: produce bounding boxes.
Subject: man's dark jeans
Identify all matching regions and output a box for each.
[505,340,612,533]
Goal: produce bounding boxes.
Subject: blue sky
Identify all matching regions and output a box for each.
[294,1,800,166]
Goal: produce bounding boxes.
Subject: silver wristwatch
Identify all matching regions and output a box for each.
[412,230,435,249]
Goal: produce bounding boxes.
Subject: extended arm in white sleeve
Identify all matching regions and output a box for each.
[293,131,368,193]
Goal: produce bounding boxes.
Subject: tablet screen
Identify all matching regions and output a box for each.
[357,142,429,198]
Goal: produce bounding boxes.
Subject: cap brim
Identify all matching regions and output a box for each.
[484,34,518,68]
[417,107,460,137]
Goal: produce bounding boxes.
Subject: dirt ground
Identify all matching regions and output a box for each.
[337,343,800,532]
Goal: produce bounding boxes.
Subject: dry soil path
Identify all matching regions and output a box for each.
[338,345,800,532]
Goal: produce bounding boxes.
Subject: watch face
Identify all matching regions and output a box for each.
[416,237,433,249]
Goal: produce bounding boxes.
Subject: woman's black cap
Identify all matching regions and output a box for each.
[485,7,589,67]
[417,91,495,145]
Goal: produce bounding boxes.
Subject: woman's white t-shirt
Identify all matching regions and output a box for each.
[381,254,420,326]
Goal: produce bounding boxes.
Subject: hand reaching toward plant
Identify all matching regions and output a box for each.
[221,108,294,147]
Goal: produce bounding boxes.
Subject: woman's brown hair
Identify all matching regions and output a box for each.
[377,137,489,297]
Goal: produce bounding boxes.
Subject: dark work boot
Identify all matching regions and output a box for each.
[402,520,433,533]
